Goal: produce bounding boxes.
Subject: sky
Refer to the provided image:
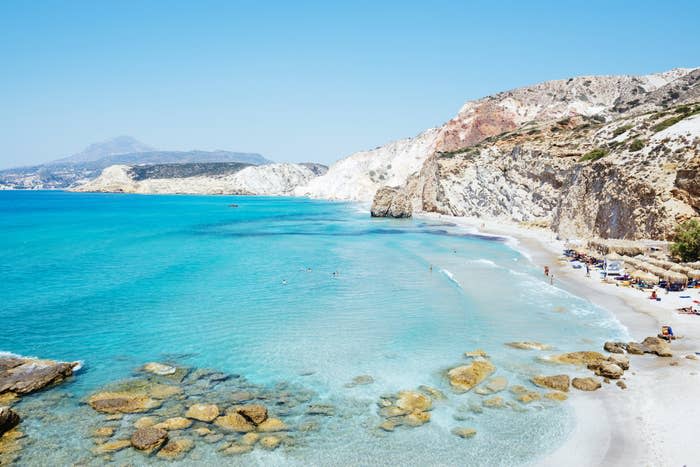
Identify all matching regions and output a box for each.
[1,0,699,168]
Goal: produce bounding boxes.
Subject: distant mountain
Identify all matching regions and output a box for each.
[50,136,156,165]
[0,136,271,190]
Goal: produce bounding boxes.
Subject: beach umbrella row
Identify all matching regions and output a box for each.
[588,239,646,256]
[630,269,660,284]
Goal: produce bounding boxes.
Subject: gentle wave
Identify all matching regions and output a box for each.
[440,268,462,288]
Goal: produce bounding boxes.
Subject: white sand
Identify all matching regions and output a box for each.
[418,213,700,466]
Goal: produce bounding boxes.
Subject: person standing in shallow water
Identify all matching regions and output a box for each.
[550,274,554,285]
[544,265,549,276]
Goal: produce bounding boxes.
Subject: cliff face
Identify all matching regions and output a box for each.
[72,162,325,196]
[356,67,700,239]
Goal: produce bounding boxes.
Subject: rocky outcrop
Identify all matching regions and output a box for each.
[572,377,602,391]
[447,360,495,392]
[131,426,168,451]
[0,407,20,435]
[370,187,413,218]
[0,355,79,395]
[641,336,673,357]
[531,375,570,392]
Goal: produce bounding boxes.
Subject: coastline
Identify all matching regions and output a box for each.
[417,212,700,467]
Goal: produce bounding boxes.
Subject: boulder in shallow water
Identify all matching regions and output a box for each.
[235,404,268,425]
[92,439,131,454]
[447,360,496,392]
[607,354,630,370]
[572,377,602,391]
[404,411,430,427]
[603,342,626,354]
[142,362,177,376]
[396,391,432,412]
[547,351,606,366]
[214,412,255,433]
[531,375,570,392]
[544,391,568,401]
[589,362,624,379]
[88,391,161,414]
[370,186,412,218]
[256,417,288,432]
[154,417,192,431]
[185,403,220,422]
[131,427,168,451]
[259,435,281,450]
[0,407,20,435]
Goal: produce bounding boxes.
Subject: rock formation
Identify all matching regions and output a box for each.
[0,355,79,395]
[370,186,413,218]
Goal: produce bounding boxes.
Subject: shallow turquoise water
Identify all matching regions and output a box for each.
[0,191,627,465]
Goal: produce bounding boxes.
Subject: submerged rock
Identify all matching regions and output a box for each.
[88,391,161,414]
[156,437,194,460]
[464,349,488,359]
[447,360,495,392]
[396,391,432,412]
[221,443,253,455]
[572,377,602,391]
[544,391,568,401]
[531,375,570,392]
[131,426,168,451]
[257,417,288,432]
[214,412,255,433]
[153,417,192,431]
[547,351,606,366]
[0,407,20,435]
[259,435,281,450]
[452,427,477,438]
[345,375,374,387]
[142,362,177,376]
[506,342,552,351]
[608,354,630,370]
[0,356,79,395]
[185,403,220,422]
[482,396,505,408]
[92,439,131,454]
[418,385,446,400]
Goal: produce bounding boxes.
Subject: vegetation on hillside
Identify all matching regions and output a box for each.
[671,219,700,262]
[579,148,609,162]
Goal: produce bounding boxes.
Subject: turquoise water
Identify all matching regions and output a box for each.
[0,191,627,465]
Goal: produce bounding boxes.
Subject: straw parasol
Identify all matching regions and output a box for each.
[688,270,700,280]
[630,270,660,284]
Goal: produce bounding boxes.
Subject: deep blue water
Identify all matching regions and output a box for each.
[0,191,627,466]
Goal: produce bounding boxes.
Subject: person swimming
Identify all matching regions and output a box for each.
[282,279,288,285]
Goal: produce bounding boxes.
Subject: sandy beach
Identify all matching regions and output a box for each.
[419,213,700,467]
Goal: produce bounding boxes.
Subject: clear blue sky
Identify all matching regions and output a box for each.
[1,0,698,168]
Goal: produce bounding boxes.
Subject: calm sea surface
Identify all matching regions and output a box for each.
[0,191,627,465]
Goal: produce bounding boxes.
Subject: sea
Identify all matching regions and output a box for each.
[0,190,628,466]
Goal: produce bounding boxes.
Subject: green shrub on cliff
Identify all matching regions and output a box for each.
[579,148,608,162]
[671,219,700,262]
[628,139,645,152]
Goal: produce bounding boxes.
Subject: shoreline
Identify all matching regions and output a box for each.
[417,212,700,466]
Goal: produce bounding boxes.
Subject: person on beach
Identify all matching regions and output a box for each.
[550,274,554,285]
[544,265,550,276]
[585,263,590,277]
[650,289,657,300]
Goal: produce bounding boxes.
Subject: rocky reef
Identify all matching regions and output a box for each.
[370,186,413,218]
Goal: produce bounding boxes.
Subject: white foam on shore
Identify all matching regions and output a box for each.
[466,258,498,267]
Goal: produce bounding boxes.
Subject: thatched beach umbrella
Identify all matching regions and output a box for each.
[630,270,660,284]
[688,270,700,280]
[605,252,623,261]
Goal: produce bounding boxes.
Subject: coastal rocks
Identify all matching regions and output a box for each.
[0,407,20,435]
[451,427,477,439]
[257,418,288,432]
[214,412,255,433]
[506,342,552,351]
[588,362,624,379]
[92,439,131,454]
[131,426,168,451]
[626,342,647,355]
[142,362,177,376]
[134,416,158,428]
[306,404,335,416]
[572,377,602,391]
[418,385,447,400]
[544,391,568,401]
[603,342,626,354]
[641,337,673,357]
[88,391,161,414]
[185,403,220,422]
[531,375,570,392]
[510,385,541,404]
[376,390,434,430]
[607,354,630,370]
[156,437,194,460]
[370,186,413,218]
[0,356,79,395]
[153,417,192,431]
[447,360,496,392]
[464,349,488,359]
[92,426,115,438]
[547,351,605,366]
[482,396,506,408]
[396,391,432,412]
[235,404,268,425]
[259,435,282,450]
[616,381,628,390]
